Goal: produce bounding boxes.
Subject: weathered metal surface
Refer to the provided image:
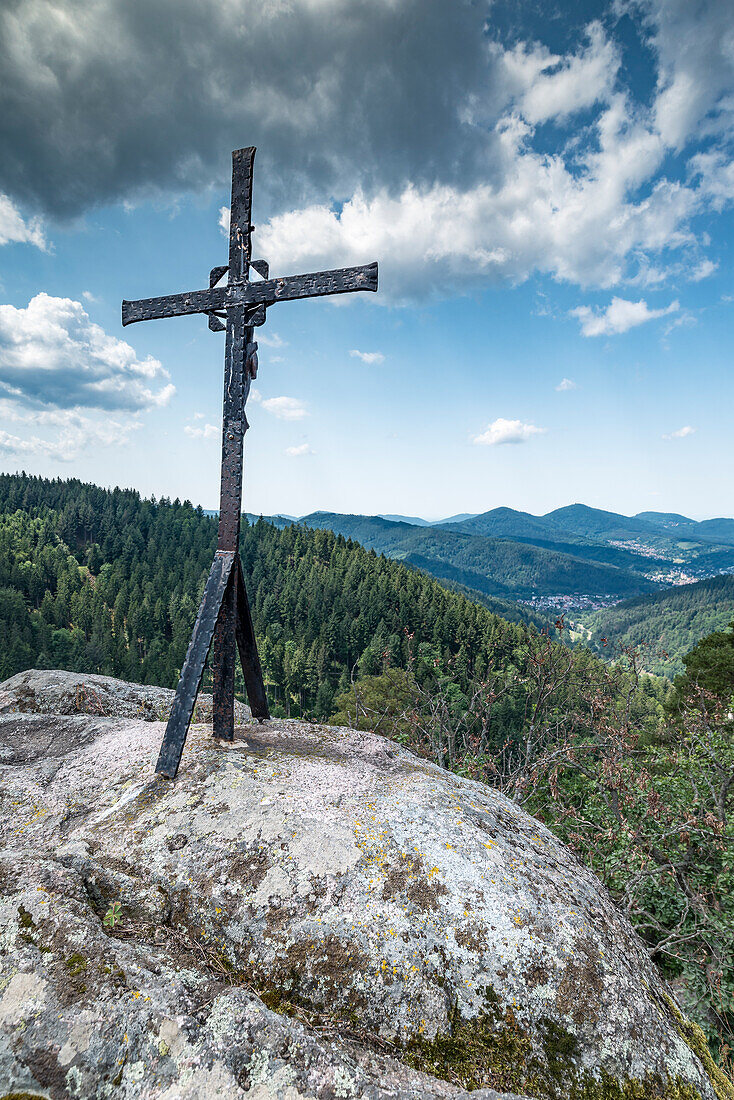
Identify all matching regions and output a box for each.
[229,146,255,283]
[155,550,236,778]
[217,305,249,552]
[212,569,237,741]
[208,265,229,331]
[121,262,378,326]
[124,143,378,777]
[235,556,270,719]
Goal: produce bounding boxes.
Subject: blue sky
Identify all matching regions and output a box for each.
[0,0,732,520]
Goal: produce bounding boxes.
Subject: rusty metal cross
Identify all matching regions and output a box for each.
[122,147,378,778]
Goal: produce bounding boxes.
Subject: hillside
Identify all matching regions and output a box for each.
[581,573,734,676]
[297,511,658,600]
[0,472,553,732]
[242,504,734,609]
[637,511,734,546]
[443,504,734,569]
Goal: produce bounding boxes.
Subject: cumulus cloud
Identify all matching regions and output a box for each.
[689,258,717,282]
[1,0,731,304]
[0,194,46,249]
[636,0,734,148]
[556,378,577,391]
[255,121,703,298]
[0,295,172,460]
[473,418,545,446]
[184,422,218,439]
[689,150,734,211]
[496,21,620,126]
[261,396,307,420]
[285,443,314,457]
[571,296,680,336]
[0,402,141,461]
[0,294,174,411]
[663,425,695,439]
[350,349,385,365]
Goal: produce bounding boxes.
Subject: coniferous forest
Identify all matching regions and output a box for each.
[0,471,535,727]
[1,471,733,1067]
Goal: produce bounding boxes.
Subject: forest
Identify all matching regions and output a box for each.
[291,511,657,600]
[1,471,732,1070]
[0,472,539,726]
[582,573,734,676]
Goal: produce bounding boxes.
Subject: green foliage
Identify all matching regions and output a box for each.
[329,668,417,738]
[103,902,122,929]
[0,472,537,735]
[296,512,657,600]
[583,576,734,677]
[675,621,734,701]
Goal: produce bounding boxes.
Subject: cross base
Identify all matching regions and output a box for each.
[155,549,269,779]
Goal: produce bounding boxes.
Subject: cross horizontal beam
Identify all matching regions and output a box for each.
[121,262,378,327]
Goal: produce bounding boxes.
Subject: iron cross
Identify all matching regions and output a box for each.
[122,147,378,779]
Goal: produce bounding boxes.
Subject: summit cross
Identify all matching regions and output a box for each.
[122,146,378,779]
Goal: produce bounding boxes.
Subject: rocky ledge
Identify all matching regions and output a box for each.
[0,671,730,1100]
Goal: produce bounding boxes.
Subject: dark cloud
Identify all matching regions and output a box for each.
[0,0,500,218]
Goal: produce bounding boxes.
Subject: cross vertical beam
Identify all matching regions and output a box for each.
[212,148,256,741]
[213,302,249,739]
[228,147,255,282]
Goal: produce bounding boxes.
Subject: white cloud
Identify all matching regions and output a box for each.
[556,378,577,391]
[570,296,680,337]
[689,150,734,211]
[640,0,734,149]
[256,115,702,299]
[498,22,620,126]
[0,294,174,410]
[473,417,545,446]
[261,396,308,420]
[350,349,385,365]
[689,258,717,282]
[0,194,46,249]
[0,294,173,460]
[285,443,314,457]
[184,422,218,439]
[0,403,141,460]
[663,425,695,439]
[4,0,732,309]
[258,332,287,349]
[247,3,731,303]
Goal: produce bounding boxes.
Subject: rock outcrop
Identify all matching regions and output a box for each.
[0,671,730,1100]
[0,668,251,724]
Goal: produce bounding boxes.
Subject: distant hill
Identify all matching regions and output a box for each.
[378,514,432,526]
[636,511,734,546]
[581,574,734,677]
[243,503,734,609]
[295,512,658,601]
[442,507,562,541]
[541,504,660,542]
[432,512,478,525]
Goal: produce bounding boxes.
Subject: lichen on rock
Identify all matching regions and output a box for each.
[0,670,730,1100]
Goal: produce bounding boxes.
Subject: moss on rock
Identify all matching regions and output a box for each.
[403,997,711,1099]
